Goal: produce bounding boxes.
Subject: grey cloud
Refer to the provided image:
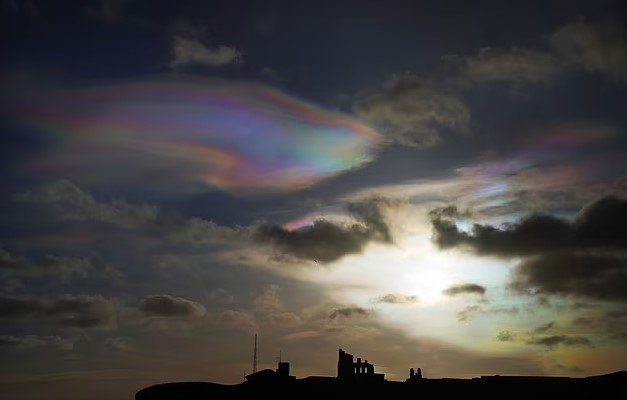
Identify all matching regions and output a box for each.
[510,253,627,301]
[527,335,594,350]
[373,293,418,304]
[15,180,247,246]
[443,283,486,297]
[220,310,258,332]
[354,75,469,148]
[457,305,481,322]
[0,335,73,350]
[533,321,555,334]
[103,337,132,351]
[15,180,159,229]
[259,67,288,83]
[0,294,117,328]
[431,196,627,302]
[461,47,566,85]
[255,197,395,264]
[431,211,573,256]
[0,249,91,284]
[609,332,627,342]
[550,20,627,82]
[457,305,518,322]
[139,295,206,318]
[170,36,242,68]
[329,307,368,320]
[496,330,516,342]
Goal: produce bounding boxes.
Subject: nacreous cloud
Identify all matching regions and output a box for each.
[11,77,381,194]
[430,195,627,302]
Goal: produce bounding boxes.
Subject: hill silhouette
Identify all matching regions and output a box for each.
[136,348,627,400]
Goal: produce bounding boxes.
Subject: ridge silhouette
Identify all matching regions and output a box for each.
[136,347,627,400]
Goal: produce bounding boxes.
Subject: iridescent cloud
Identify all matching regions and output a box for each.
[15,77,382,193]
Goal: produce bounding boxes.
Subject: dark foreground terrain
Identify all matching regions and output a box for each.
[136,371,627,400]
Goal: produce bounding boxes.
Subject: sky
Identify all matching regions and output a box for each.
[1,1,627,399]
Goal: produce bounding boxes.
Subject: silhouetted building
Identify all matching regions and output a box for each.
[407,367,423,382]
[337,348,384,382]
[245,361,295,383]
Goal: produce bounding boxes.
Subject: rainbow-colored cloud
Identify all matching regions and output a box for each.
[18,77,382,193]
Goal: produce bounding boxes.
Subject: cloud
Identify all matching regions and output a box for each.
[15,180,159,229]
[527,335,594,350]
[457,305,518,322]
[253,285,301,327]
[460,47,566,85]
[533,321,555,334]
[255,197,395,264]
[0,335,73,351]
[496,330,516,342]
[220,310,258,333]
[431,196,627,302]
[102,337,132,351]
[170,36,242,68]
[15,180,247,245]
[457,305,481,322]
[0,294,117,328]
[373,293,418,304]
[510,253,627,301]
[284,330,321,341]
[354,75,469,148]
[0,249,91,284]
[443,283,486,297]
[329,307,369,320]
[550,19,627,82]
[138,295,206,318]
[259,67,288,83]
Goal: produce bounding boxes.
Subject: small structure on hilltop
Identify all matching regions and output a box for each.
[406,367,424,382]
[337,348,385,382]
[244,360,296,383]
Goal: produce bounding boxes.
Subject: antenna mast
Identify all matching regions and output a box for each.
[252,334,258,374]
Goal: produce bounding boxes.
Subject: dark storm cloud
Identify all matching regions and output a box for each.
[510,253,627,301]
[437,194,625,257]
[0,294,117,327]
[431,196,627,302]
[139,295,206,318]
[443,283,486,297]
[255,197,396,264]
[373,293,418,304]
[16,181,399,264]
[329,307,368,320]
[527,335,594,350]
